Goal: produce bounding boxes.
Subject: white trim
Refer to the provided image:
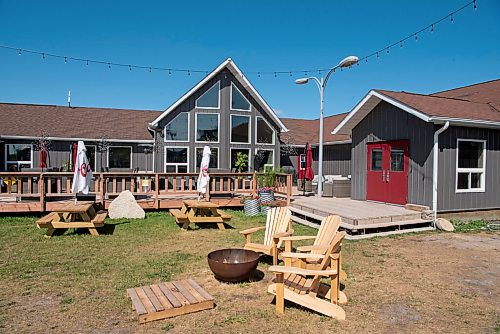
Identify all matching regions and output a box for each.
[0,135,153,143]
[150,58,288,133]
[455,138,486,193]
[164,112,190,143]
[256,116,275,145]
[107,146,133,169]
[86,145,97,172]
[195,113,220,143]
[254,148,274,171]
[230,82,251,111]
[195,146,219,170]
[164,146,189,173]
[230,148,251,172]
[195,81,221,110]
[230,114,251,144]
[4,143,33,170]
[430,117,500,129]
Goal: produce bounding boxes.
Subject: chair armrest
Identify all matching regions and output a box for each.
[239,226,266,235]
[279,252,326,260]
[269,265,337,277]
[279,235,316,242]
[296,245,329,253]
[273,229,294,241]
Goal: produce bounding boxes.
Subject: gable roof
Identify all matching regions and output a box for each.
[0,103,160,142]
[281,113,350,146]
[150,58,288,132]
[334,79,500,135]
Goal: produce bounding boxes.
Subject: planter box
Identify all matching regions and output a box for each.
[244,199,260,216]
[332,179,351,198]
[322,182,334,197]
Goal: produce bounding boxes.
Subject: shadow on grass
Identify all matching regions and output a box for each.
[64,221,130,236]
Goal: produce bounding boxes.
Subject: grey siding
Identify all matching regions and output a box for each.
[351,101,434,206]
[155,69,281,172]
[312,144,351,177]
[438,126,500,212]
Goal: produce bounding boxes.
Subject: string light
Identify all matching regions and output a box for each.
[0,0,477,77]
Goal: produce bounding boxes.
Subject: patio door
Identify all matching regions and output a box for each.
[366,140,409,205]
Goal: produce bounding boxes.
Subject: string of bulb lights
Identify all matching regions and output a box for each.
[0,0,477,77]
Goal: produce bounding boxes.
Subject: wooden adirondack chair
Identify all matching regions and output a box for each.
[240,206,293,265]
[268,231,346,319]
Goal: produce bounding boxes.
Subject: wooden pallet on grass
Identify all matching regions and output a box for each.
[127,279,215,324]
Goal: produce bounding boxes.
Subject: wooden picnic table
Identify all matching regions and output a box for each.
[169,200,231,230]
[35,201,107,237]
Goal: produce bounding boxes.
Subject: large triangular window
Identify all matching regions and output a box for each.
[195,81,220,109]
[231,82,251,111]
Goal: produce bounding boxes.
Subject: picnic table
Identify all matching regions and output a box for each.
[35,201,107,237]
[169,200,231,230]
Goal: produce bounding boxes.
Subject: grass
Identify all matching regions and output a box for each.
[451,219,490,232]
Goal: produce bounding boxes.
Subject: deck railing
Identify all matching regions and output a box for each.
[0,171,292,212]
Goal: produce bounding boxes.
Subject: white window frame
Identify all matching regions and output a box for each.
[230,82,251,112]
[230,114,251,144]
[86,145,97,172]
[455,138,486,193]
[255,148,275,171]
[164,146,189,173]
[195,113,220,144]
[164,112,190,143]
[195,81,220,110]
[230,148,251,172]
[4,143,33,170]
[255,116,275,145]
[107,146,133,169]
[195,147,219,170]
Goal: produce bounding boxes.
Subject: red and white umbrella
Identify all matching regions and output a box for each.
[196,146,211,200]
[71,141,93,198]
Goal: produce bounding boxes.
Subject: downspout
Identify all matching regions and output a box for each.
[432,121,449,226]
[147,123,159,173]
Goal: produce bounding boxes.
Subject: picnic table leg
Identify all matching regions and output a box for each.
[88,227,99,236]
[182,208,195,230]
[45,227,56,238]
[208,208,225,230]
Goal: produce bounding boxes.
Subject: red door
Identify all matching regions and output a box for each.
[366,140,409,205]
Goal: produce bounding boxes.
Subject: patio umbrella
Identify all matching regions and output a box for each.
[196,146,211,200]
[71,141,93,202]
[39,147,47,171]
[305,143,314,181]
[71,142,78,172]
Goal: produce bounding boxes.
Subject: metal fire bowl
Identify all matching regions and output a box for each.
[207,249,259,282]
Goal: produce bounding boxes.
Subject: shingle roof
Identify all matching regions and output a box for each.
[0,103,160,141]
[280,113,350,145]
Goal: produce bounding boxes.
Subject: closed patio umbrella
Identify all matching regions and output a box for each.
[39,147,47,171]
[196,146,211,200]
[71,141,93,202]
[305,143,314,181]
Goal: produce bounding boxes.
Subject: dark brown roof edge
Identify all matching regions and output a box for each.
[430,78,500,95]
[0,101,161,113]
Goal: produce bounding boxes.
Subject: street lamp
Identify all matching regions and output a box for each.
[296,55,358,197]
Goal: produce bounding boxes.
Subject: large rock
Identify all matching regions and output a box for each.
[436,218,454,232]
[108,190,145,219]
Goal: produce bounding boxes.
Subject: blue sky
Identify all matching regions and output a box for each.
[0,0,498,119]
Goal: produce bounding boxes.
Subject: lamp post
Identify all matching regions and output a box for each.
[295,55,358,197]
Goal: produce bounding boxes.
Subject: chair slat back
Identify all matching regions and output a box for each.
[263,207,291,246]
[312,215,342,254]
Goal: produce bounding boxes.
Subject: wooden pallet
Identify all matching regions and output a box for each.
[127,279,215,324]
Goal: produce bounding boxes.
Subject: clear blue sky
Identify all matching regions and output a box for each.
[0,0,499,119]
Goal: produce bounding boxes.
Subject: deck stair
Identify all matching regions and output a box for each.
[289,202,434,240]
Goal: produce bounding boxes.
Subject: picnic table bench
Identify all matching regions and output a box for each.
[170,200,231,230]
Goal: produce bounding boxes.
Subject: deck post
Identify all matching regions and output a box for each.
[286,173,292,206]
[99,173,105,209]
[38,173,45,212]
[154,173,160,209]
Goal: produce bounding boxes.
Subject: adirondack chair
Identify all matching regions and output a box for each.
[240,206,293,265]
[268,231,347,319]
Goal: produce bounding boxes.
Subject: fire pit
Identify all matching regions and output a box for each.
[207,249,259,282]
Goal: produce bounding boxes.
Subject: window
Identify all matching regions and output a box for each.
[196,113,219,142]
[165,112,189,142]
[231,115,250,143]
[371,149,383,171]
[299,154,306,170]
[231,82,251,111]
[196,147,219,170]
[255,149,274,172]
[231,148,250,172]
[390,149,404,171]
[456,139,486,192]
[195,81,220,109]
[256,116,275,144]
[5,144,32,170]
[165,147,189,173]
[86,145,96,171]
[108,146,132,169]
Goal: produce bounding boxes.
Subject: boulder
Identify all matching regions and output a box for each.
[436,218,454,232]
[108,190,145,219]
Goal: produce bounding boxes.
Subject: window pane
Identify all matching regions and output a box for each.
[231,149,250,172]
[371,149,382,171]
[257,117,274,144]
[470,172,482,189]
[300,155,306,170]
[196,114,219,142]
[166,147,188,164]
[391,149,404,171]
[178,165,188,173]
[108,147,131,168]
[196,82,219,108]
[231,83,250,111]
[458,141,483,168]
[255,150,273,172]
[87,146,96,171]
[231,115,250,143]
[7,144,31,162]
[166,165,176,173]
[165,113,189,141]
[457,172,469,189]
[196,148,218,169]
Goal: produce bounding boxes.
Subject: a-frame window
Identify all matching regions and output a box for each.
[195,81,220,109]
[231,82,251,111]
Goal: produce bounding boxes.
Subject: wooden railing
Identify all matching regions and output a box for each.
[0,172,292,212]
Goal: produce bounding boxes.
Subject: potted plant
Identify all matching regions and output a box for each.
[259,199,280,215]
[257,168,279,202]
[240,194,260,216]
